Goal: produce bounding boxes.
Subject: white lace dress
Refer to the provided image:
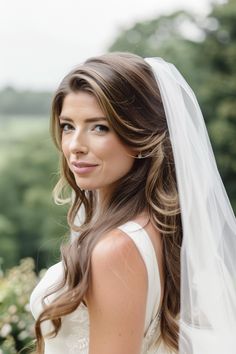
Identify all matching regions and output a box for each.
[30,221,171,353]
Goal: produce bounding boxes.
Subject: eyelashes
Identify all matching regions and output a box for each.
[93,124,109,133]
[59,123,110,133]
[59,123,73,132]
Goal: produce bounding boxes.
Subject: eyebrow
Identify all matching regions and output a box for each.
[58,115,108,123]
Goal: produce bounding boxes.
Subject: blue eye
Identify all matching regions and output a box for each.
[93,124,109,133]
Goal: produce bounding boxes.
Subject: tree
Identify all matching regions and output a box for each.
[0,86,52,116]
[0,123,68,271]
[109,10,203,86]
[194,0,236,210]
[109,0,236,212]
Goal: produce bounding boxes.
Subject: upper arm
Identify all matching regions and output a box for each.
[86,229,148,354]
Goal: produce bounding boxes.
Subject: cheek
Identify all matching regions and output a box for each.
[99,136,134,170]
[61,139,69,160]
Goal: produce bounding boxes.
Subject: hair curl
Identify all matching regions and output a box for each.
[34,52,182,353]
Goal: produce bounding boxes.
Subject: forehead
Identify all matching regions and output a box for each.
[61,91,104,118]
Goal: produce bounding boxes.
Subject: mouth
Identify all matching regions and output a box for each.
[71,161,99,175]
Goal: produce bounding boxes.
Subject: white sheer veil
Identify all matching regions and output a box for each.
[144,57,236,354]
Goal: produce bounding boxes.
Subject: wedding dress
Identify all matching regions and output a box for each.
[30,221,172,353]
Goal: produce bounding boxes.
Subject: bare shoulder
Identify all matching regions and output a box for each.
[86,228,148,354]
[87,227,148,300]
[91,227,144,269]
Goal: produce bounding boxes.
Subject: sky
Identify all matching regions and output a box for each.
[0,0,217,90]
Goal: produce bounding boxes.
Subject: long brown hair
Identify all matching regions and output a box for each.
[35,52,182,353]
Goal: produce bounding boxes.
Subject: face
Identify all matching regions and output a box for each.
[59,91,135,199]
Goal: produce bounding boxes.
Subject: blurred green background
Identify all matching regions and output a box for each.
[1,0,235,272]
[0,0,236,352]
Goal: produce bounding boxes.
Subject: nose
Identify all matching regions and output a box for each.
[69,130,88,155]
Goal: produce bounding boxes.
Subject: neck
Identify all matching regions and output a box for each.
[91,188,112,222]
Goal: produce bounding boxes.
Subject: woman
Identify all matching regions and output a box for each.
[30,52,236,354]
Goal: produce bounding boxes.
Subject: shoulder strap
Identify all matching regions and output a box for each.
[117,221,161,333]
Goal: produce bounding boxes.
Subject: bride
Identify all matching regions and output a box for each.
[30,52,236,354]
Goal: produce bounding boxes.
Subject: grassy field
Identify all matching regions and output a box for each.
[0,115,49,140]
[0,115,50,167]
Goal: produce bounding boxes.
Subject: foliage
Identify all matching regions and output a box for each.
[0,1,236,352]
[0,258,39,354]
[109,10,203,84]
[109,0,236,212]
[194,0,236,210]
[0,87,52,116]
[0,117,68,271]
[0,0,235,273]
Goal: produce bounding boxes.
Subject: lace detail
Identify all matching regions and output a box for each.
[142,310,162,353]
[46,303,161,354]
[66,335,89,354]
[63,302,89,354]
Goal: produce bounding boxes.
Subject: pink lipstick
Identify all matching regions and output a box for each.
[71,161,98,175]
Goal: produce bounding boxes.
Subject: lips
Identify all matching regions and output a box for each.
[71,161,98,168]
[71,161,99,175]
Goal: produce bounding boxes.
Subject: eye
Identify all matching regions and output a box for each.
[93,124,109,133]
[59,123,73,132]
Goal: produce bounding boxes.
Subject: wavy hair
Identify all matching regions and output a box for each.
[34,52,182,353]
